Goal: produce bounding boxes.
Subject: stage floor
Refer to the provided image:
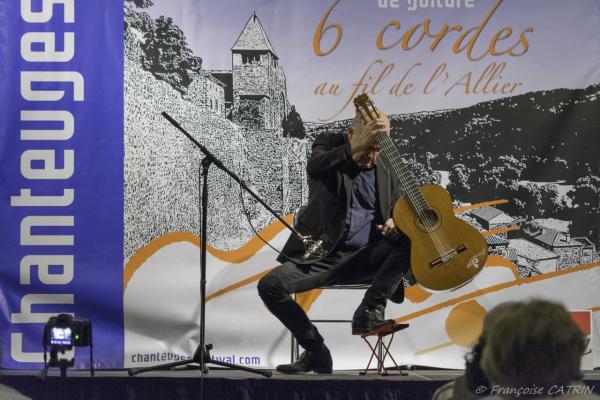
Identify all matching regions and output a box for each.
[2,368,600,400]
[1,366,468,381]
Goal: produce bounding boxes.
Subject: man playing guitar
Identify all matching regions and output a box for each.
[257,108,410,374]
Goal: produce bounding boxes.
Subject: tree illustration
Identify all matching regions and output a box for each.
[142,16,202,92]
[401,156,439,186]
[124,6,154,37]
[282,106,306,139]
[495,155,525,187]
[547,157,569,181]
[446,163,472,201]
[126,0,154,7]
[513,183,541,218]
[568,174,600,245]
[537,183,566,217]
[126,8,202,94]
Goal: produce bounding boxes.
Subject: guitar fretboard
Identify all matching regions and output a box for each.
[375,131,430,215]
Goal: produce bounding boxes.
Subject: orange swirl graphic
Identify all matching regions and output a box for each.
[395,260,600,325]
[123,214,293,290]
[481,226,519,236]
[125,200,513,298]
[453,199,509,213]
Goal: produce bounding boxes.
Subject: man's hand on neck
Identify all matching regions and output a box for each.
[348,112,391,169]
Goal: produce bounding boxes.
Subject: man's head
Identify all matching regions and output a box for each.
[481,299,586,396]
[347,110,390,169]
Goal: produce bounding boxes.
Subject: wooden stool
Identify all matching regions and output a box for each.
[359,322,409,376]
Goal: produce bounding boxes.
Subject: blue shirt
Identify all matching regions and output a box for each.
[343,166,378,249]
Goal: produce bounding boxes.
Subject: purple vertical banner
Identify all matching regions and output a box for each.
[0,0,124,368]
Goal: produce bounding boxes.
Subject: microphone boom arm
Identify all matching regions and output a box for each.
[161,112,312,247]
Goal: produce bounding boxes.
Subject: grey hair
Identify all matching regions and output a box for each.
[480,299,585,393]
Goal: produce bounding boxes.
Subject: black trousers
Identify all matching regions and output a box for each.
[257,232,411,350]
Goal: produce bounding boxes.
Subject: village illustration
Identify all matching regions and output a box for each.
[123,1,599,280]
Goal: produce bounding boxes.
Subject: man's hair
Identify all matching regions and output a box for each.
[481,299,585,393]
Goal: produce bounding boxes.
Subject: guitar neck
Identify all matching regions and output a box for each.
[375,132,429,214]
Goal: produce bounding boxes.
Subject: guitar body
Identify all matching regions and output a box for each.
[352,93,488,291]
[393,184,488,291]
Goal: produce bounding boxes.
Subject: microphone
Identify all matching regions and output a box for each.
[301,235,328,260]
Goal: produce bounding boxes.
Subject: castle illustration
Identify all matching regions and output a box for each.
[186,13,290,129]
[123,7,307,259]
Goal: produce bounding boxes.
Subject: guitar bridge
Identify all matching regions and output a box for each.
[430,244,467,268]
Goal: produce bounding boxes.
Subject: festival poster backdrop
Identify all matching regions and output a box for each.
[1,0,599,370]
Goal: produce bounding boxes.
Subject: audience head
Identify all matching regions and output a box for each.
[481,299,586,396]
[464,301,520,395]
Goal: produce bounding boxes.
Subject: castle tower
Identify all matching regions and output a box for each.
[231,13,289,129]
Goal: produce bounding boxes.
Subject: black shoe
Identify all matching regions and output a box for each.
[352,304,395,335]
[275,347,333,374]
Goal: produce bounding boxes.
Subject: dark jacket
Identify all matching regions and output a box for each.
[277,131,404,264]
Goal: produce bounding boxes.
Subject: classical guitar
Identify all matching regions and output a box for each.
[353,94,488,291]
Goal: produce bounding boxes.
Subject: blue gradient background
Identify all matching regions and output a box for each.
[0,0,124,368]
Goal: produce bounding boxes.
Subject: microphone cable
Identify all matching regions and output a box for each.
[236,165,323,264]
[238,176,285,257]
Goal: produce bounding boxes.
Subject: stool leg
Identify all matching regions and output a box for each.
[381,333,395,368]
[380,333,407,376]
[377,336,383,375]
[377,335,390,376]
[360,337,378,376]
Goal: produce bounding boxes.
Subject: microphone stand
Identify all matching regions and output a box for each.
[128,112,315,378]
[160,112,304,240]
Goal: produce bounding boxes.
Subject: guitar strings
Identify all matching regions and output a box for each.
[379,133,451,253]
[377,132,452,256]
[378,143,449,256]
[356,103,449,254]
[356,100,453,259]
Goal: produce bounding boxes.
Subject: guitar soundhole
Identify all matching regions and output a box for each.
[417,208,440,231]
